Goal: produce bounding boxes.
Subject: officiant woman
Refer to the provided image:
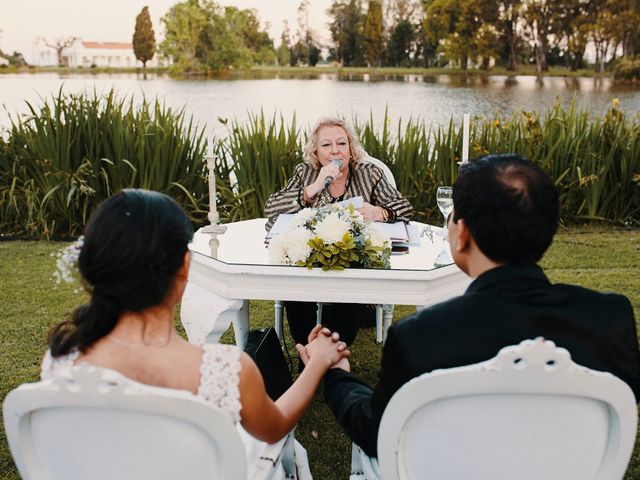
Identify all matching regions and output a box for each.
[265,116,413,349]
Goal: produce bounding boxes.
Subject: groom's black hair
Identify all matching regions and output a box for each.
[452,153,559,264]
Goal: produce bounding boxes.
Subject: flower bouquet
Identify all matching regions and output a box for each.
[268,204,391,271]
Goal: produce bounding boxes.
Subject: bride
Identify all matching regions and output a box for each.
[42,189,349,477]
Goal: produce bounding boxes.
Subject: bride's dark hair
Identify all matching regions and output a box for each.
[48,189,194,357]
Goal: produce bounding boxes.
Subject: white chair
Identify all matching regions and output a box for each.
[3,364,302,480]
[274,154,396,344]
[351,337,638,480]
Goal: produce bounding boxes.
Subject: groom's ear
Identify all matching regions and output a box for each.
[453,218,472,253]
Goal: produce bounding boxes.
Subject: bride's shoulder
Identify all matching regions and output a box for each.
[40,349,80,380]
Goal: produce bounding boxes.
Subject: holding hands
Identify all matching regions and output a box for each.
[296,325,351,372]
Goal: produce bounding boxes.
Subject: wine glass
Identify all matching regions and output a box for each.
[436,186,453,229]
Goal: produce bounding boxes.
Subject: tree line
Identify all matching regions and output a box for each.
[158,0,639,73]
[326,0,640,71]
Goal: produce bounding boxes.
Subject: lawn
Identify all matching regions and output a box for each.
[1,228,639,479]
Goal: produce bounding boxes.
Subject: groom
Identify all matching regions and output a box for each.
[305,153,640,458]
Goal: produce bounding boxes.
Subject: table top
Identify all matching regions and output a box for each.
[189,218,454,273]
[185,218,470,306]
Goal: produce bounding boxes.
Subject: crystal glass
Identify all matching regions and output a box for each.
[436,186,453,228]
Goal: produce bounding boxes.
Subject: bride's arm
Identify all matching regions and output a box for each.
[237,327,348,443]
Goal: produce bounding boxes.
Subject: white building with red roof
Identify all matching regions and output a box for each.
[61,40,167,68]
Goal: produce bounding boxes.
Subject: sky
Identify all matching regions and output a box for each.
[0,0,333,64]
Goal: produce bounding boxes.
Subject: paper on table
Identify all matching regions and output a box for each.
[335,196,364,209]
[406,224,421,245]
[381,221,410,243]
[266,196,365,241]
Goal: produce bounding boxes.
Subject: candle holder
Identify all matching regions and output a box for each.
[201,155,227,257]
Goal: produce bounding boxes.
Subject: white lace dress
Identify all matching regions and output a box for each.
[41,343,311,479]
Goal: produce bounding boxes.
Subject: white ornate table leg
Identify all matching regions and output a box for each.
[382,304,394,343]
[375,305,384,343]
[274,300,284,339]
[180,280,249,349]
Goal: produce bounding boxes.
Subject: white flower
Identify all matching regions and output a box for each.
[267,204,390,270]
[366,223,390,248]
[315,212,350,244]
[285,228,313,263]
[268,234,290,264]
[52,236,84,284]
[268,228,312,264]
[290,208,315,229]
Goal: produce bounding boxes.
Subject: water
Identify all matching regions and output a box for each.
[1,72,638,139]
[437,199,453,217]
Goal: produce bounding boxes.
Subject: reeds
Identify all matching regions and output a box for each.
[1,92,638,239]
[0,89,208,238]
[213,112,302,222]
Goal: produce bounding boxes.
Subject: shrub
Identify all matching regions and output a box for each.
[1,92,638,239]
[0,89,208,238]
[614,58,640,83]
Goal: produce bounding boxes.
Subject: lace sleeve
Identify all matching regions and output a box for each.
[198,344,242,423]
[41,349,80,380]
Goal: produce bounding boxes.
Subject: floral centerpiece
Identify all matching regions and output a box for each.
[268,204,391,271]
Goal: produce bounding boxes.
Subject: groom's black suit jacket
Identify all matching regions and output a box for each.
[324,264,640,458]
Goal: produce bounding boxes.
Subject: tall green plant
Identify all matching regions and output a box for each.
[471,99,640,224]
[0,89,208,238]
[2,96,638,238]
[214,112,303,221]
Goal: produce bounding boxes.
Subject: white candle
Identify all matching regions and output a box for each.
[206,155,218,225]
[462,113,470,164]
[203,154,226,257]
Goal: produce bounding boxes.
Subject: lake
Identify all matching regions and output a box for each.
[1,72,638,138]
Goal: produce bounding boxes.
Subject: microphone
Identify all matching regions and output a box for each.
[324,158,344,189]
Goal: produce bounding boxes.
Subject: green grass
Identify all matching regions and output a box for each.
[1,229,639,479]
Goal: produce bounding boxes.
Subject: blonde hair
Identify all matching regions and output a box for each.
[304,116,366,169]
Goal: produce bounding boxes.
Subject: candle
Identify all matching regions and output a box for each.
[203,154,227,258]
[462,113,470,164]
[206,155,218,226]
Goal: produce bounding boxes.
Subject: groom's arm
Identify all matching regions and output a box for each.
[324,327,412,458]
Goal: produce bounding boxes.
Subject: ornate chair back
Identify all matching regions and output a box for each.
[3,364,293,480]
[368,338,637,480]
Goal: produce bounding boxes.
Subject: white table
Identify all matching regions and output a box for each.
[181,218,471,348]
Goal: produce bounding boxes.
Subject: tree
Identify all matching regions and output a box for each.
[493,0,522,71]
[159,0,275,73]
[475,24,500,69]
[133,6,156,68]
[225,7,275,65]
[197,4,252,70]
[160,0,207,72]
[308,42,321,66]
[423,0,460,67]
[277,21,292,66]
[521,0,562,72]
[554,0,590,71]
[363,0,385,66]
[589,2,619,72]
[608,0,640,59]
[327,0,364,66]
[40,36,78,66]
[387,18,415,66]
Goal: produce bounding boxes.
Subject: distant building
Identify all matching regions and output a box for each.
[61,40,168,68]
